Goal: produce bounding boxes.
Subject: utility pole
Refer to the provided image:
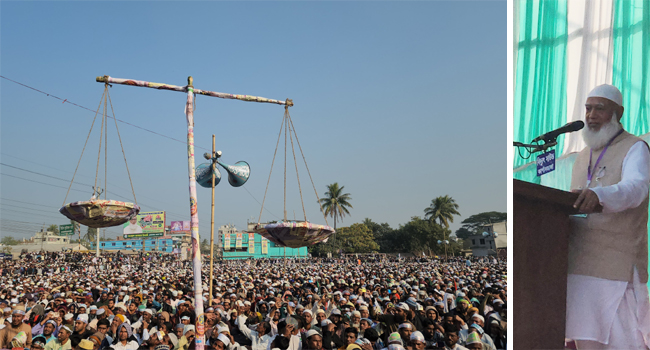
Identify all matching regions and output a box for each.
[95,75,291,350]
[208,135,216,306]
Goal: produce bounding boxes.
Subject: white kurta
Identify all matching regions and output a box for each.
[566,141,650,348]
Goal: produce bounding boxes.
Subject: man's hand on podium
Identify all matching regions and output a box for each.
[572,189,604,214]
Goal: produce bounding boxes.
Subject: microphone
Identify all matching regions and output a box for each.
[531,120,584,143]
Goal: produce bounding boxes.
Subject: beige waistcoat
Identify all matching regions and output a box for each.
[569,130,649,283]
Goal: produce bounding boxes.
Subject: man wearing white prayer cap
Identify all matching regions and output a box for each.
[567,84,650,349]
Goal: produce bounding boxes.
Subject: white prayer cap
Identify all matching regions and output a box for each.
[216,334,230,346]
[410,331,425,342]
[77,314,89,323]
[587,84,623,107]
[305,329,321,339]
[471,314,485,323]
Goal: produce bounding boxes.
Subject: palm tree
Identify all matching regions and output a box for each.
[424,195,460,229]
[319,183,353,231]
[47,224,59,235]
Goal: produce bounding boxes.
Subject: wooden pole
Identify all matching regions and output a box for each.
[95,75,291,350]
[208,135,216,306]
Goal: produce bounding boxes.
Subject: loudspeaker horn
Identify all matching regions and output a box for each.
[217,160,250,187]
[195,163,221,188]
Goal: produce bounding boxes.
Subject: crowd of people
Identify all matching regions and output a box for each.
[0,251,506,350]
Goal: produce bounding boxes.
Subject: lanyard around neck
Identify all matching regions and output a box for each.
[587,129,624,186]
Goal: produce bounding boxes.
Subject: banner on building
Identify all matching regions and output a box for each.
[170,221,190,234]
[261,238,268,254]
[248,233,255,254]
[123,211,166,238]
[224,234,230,251]
[236,233,242,249]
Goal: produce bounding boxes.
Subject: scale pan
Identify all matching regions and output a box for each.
[60,200,140,228]
[252,221,335,248]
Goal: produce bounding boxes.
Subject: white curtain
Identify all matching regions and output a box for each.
[563,0,615,155]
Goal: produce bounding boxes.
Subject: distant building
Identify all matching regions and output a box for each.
[89,237,175,253]
[468,221,507,257]
[217,223,308,260]
[32,230,70,244]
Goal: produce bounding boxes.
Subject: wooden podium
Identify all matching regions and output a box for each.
[514,179,578,350]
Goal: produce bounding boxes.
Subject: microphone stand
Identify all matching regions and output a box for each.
[513,140,557,154]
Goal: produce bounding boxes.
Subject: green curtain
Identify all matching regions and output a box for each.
[612,0,650,137]
[611,0,650,287]
[514,0,568,184]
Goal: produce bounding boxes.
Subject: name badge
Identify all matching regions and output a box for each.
[536,150,555,176]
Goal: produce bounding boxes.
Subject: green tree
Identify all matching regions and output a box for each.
[454,227,474,240]
[1,236,19,245]
[83,227,98,245]
[47,224,59,235]
[200,239,210,253]
[308,235,338,256]
[394,217,446,254]
[319,183,353,231]
[454,211,507,239]
[336,223,379,253]
[424,195,460,229]
[362,218,394,253]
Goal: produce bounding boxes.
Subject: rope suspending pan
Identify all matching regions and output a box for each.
[251,103,334,248]
[60,85,140,228]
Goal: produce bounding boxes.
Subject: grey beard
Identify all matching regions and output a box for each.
[582,113,622,150]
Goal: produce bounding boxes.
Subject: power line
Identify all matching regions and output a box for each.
[1,163,93,187]
[0,207,65,220]
[1,173,88,193]
[0,78,283,221]
[0,197,215,236]
[0,75,210,152]
[1,198,60,208]
[2,156,281,221]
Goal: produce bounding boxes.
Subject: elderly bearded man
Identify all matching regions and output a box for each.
[566,84,650,349]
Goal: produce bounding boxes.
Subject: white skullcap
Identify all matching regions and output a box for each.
[77,314,89,323]
[305,329,321,339]
[168,333,178,347]
[587,84,623,107]
[410,331,425,342]
[217,326,229,334]
[471,314,485,323]
[387,344,405,350]
[96,308,106,316]
[216,333,230,346]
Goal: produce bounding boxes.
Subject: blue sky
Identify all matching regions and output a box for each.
[1,1,506,241]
